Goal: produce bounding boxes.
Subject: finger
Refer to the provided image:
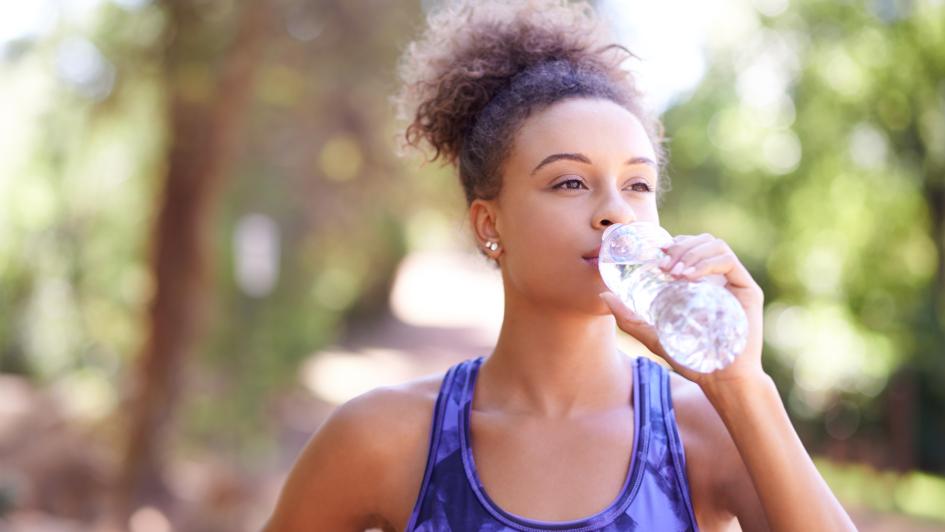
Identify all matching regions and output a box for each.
[659,233,715,271]
[599,293,666,358]
[663,234,696,252]
[599,292,642,323]
[661,238,728,277]
[665,234,696,251]
[600,294,703,380]
[679,253,762,297]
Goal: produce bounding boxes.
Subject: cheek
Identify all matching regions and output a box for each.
[507,200,574,253]
[505,214,582,275]
[513,188,584,223]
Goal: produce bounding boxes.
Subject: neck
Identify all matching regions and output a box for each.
[477,293,632,419]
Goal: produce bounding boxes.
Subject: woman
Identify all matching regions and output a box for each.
[265,1,856,530]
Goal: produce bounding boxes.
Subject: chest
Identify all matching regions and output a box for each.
[383,409,636,530]
[466,409,636,522]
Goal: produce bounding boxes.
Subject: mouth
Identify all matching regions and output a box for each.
[582,245,601,262]
[583,256,599,266]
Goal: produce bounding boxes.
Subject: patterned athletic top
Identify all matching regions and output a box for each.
[405,354,700,531]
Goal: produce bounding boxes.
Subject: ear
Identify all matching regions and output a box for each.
[469,197,501,248]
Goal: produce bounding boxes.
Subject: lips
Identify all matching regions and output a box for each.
[582,245,601,260]
[583,244,600,267]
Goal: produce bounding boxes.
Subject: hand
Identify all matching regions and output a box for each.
[599,233,767,392]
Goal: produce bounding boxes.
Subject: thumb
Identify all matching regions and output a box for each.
[598,292,668,360]
[599,292,641,322]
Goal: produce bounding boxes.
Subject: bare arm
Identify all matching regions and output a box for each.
[703,373,856,532]
[673,377,769,531]
[263,390,392,531]
[601,232,856,531]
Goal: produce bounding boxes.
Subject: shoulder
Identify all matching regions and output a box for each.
[333,370,445,447]
[667,370,768,530]
[328,370,449,504]
[667,370,720,430]
[297,370,444,467]
[633,358,731,501]
[667,370,735,469]
[265,368,451,531]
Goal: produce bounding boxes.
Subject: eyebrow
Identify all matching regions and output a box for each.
[529,152,658,175]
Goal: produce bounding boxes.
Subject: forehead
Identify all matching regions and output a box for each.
[510,97,656,167]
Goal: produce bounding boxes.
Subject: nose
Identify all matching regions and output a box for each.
[592,188,636,230]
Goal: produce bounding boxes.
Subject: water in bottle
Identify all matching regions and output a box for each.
[598,222,748,373]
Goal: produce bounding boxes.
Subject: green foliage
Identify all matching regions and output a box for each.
[816,457,945,522]
[662,0,945,471]
[3,0,943,484]
[0,0,428,459]
[0,5,165,404]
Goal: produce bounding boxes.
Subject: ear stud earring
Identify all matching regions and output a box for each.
[485,241,499,252]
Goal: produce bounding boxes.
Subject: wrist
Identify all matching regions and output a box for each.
[700,370,779,414]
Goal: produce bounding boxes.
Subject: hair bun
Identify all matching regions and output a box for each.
[395,0,631,165]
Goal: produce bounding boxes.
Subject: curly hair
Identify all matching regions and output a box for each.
[394,0,669,208]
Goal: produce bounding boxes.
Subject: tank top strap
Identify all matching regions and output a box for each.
[635,356,699,530]
[405,357,478,531]
[407,355,700,531]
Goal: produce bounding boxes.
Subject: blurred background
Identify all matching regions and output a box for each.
[0,0,943,530]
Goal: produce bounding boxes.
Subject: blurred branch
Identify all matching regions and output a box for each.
[113,0,272,520]
[925,180,945,325]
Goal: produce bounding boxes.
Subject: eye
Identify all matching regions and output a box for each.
[553,178,586,190]
[628,182,653,193]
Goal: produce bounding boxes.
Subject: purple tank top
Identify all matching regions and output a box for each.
[405,354,700,531]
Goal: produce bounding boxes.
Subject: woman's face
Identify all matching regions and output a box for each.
[478,97,661,315]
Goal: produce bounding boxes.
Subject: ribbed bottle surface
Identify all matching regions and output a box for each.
[599,222,748,373]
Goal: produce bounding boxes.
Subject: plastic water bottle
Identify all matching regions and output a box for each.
[598,222,748,373]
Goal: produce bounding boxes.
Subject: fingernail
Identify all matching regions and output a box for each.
[659,256,671,269]
[683,266,696,277]
[671,262,684,275]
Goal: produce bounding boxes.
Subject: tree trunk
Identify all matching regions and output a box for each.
[113,0,270,520]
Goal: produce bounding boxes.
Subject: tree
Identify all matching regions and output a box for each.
[115,0,272,517]
[660,0,945,472]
